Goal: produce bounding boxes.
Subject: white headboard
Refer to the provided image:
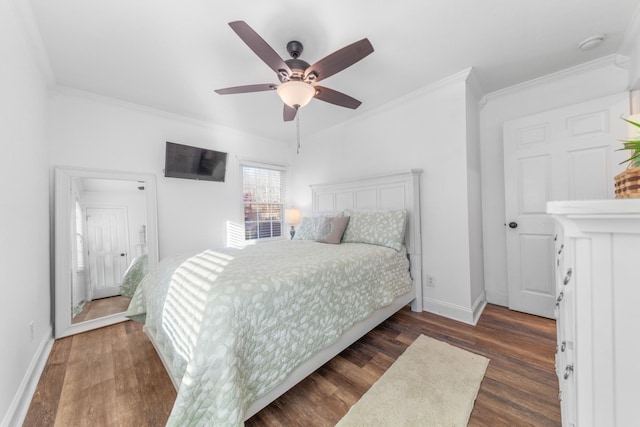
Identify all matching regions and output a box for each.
[310,169,423,311]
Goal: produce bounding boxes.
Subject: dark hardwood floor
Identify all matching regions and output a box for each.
[24,304,560,426]
[72,296,131,324]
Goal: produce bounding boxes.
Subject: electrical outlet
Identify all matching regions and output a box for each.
[30,321,35,341]
[426,275,435,287]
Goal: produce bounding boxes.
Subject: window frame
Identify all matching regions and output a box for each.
[239,160,288,243]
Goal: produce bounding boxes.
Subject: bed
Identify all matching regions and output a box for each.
[126,169,423,426]
[119,254,148,298]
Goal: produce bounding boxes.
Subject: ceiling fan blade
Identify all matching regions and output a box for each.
[215,84,277,95]
[305,38,374,83]
[228,21,291,78]
[313,86,362,109]
[283,104,297,121]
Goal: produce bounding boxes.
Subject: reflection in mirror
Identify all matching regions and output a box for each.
[55,167,158,338]
[69,177,148,324]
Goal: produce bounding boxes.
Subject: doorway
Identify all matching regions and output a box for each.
[85,206,130,299]
[503,92,628,317]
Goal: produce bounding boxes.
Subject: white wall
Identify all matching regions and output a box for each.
[48,91,294,259]
[0,0,52,425]
[623,9,640,90]
[465,79,485,311]
[479,57,629,306]
[290,70,484,323]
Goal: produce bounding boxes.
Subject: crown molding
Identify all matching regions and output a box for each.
[484,55,626,102]
[615,54,630,69]
[9,0,56,87]
[398,67,475,105]
[464,67,487,109]
[52,86,285,146]
[365,67,475,117]
[310,68,476,140]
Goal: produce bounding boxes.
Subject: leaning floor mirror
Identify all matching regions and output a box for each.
[54,167,159,338]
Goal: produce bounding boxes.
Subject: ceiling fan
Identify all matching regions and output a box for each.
[215,21,374,122]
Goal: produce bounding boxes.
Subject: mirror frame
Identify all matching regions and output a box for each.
[54,166,159,338]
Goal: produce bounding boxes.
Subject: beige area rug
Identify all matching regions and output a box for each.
[336,335,489,427]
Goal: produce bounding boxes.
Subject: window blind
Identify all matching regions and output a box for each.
[241,164,286,241]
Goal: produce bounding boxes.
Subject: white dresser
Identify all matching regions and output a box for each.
[547,200,640,427]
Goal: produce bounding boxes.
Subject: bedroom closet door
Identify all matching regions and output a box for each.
[85,207,129,299]
[503,93,628,318]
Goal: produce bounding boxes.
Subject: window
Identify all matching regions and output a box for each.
[241,163,286,241]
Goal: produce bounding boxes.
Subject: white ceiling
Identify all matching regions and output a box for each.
[29,0,640,142]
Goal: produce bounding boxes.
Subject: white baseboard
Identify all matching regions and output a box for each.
[471,292,488,325]
[422,291,487,325]
[485,289,508,307]
[1,326,53,427]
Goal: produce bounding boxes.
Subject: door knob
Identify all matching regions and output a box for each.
[508,222,518,229]
[120,253,126,256]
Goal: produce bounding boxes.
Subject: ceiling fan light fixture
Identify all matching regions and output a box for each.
[277,81,315,108]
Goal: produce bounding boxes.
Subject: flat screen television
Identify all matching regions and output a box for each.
[164,141,227,182]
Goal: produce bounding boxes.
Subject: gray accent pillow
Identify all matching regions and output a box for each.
[342,209,407,251]
[316,216,350,244]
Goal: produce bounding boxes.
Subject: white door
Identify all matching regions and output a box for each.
[503,93,628,318]
[85,207,129,299]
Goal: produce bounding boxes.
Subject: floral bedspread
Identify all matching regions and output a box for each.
[126,240,412,426]
[119,254,148,298]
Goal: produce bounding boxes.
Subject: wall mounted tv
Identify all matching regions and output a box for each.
[164,141,227,182]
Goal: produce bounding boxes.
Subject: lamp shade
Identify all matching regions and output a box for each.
[277,81,315,108]
[285,208,302,225]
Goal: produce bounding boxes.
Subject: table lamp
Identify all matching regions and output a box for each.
[284,208,301,239]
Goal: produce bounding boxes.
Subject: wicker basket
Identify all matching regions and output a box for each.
[615,166,640,198]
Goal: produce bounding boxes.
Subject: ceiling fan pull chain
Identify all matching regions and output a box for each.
[296,109,301,154]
